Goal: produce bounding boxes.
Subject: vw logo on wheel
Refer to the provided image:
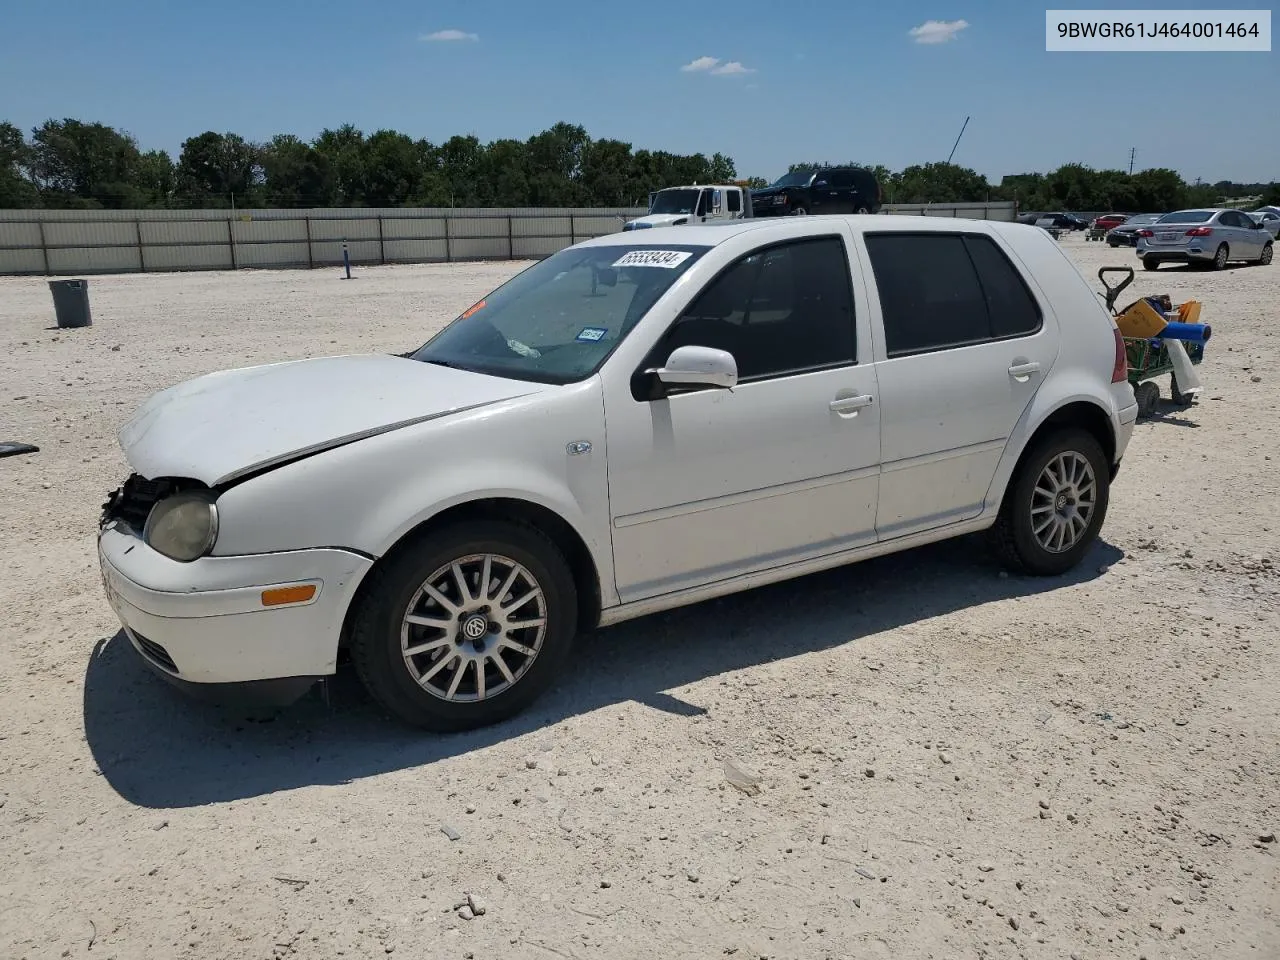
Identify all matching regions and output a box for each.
[461,615,489,641]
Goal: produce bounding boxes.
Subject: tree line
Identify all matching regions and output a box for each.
[1,118,1275,213]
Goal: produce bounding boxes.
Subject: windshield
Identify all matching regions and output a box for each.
[1126,214,1161,224]
[410,244,708,384]
[1157,210,1214,224]
[649,189,699,214]
[770,170,814,188]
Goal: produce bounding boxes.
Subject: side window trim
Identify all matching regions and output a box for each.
[862,229,1044,360]
[631,233,860,398]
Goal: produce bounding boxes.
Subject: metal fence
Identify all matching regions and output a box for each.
[0,201,1018,276]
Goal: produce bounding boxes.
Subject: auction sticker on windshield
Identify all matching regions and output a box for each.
[612,250,692,268]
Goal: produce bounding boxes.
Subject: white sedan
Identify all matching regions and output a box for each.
[99,216,1138,730]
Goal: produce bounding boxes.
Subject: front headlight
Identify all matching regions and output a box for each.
[144,491,219,562]
[772,195,786,204]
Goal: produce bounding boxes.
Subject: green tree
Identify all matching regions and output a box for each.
[894,162,989,204]
[260,134,335,207]
[176,131,262,205]
[314,124,367,205]
[0,121,39,208]
[363,130,423,206]
[28,119,146,207]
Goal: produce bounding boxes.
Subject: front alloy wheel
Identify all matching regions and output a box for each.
[400,553,547,703]
[351,520,577,731]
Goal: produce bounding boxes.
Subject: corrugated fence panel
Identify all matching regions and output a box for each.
[0,221,42,245]
[309,218,381,241]
[449,217,511,239]
[144,244,233,271]
[450,238,511,260]
[573,215,629,236]
[382,217,447,240]
[511,215,572,239]
[233,218,308,244]
[48,246,140,274]
[310,240,381,264]
[44,220,138,247]
[237,242,310,268]
[0,248,47,274]
[385,239,449,262]
[141,220,229,245]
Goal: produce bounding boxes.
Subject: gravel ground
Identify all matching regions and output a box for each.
[1,236,1277,960]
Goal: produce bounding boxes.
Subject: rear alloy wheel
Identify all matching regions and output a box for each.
[1259,243,1273,266]
[1143,257,1159,271]
[350,520,578,731]
[990,429,1110,576]
[1212,244,1228,270]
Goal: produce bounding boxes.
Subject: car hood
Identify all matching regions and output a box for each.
[750,186,787,200]
[630,213,691,227]
[119,354,548,487]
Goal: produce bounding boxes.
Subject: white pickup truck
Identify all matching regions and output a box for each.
[622,183,752,231]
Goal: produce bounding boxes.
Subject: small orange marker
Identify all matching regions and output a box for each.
[461,299,486,319]
[261,584,317,607]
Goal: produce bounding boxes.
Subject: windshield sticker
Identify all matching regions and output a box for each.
[576,327,608,343]
[460,299,486,320]
[612,250,692,269]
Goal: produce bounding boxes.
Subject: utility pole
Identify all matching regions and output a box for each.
[1128,147,1136,175]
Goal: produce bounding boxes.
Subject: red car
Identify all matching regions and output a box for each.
[1092,214,1129,231]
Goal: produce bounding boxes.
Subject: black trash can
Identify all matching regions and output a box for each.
[49,278,93,329]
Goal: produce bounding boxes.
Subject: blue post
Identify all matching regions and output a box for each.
[342,239,352,280]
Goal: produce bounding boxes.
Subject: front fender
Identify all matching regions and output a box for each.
[212,380,616,603]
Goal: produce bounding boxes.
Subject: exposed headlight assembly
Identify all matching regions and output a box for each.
[144,490,219,562]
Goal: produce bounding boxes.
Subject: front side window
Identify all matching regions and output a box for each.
[412,244,708,384]
[652,236,856,383]
[726,190,741,213]
[864,232,1041,357]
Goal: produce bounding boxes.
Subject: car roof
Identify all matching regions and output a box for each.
[576,215,1030,252]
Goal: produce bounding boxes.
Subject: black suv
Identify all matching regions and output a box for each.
[750,166,883,217]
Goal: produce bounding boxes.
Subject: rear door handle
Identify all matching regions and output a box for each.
[1008,361,1041,380]
[830,394,874,414]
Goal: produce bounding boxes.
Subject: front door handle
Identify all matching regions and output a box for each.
[1008,361,1041,381]
[830,394,874,415]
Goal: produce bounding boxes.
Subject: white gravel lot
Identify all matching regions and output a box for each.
[1,235,1277,960]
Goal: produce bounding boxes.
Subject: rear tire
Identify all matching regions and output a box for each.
[1212,244,1228,270]
[990,429,1110,576]
[350,520,578,731]
[1142,257,1159,271]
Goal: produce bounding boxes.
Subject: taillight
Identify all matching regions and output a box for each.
[1136,229,1154,237]
[1185,226,1213,237]
[1112,328,1128,383]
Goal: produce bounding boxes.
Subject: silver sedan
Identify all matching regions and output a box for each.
[1136,208,1274,270]
[1249,210,1280,240]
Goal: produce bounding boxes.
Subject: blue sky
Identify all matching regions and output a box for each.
[1,0,1275,183]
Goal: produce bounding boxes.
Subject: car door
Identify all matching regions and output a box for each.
[601,229,882,602]
[1233,210,1266,255]
[857,228,1057,540]
[811,169,853,214]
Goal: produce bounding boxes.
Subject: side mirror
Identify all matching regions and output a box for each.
[654,345,738,390]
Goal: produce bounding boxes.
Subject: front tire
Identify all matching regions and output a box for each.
[1258,242,1273,266]
[990,429,1110,576]
[350,520,578,731]
[790,206,808,216]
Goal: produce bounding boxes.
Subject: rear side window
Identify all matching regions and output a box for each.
[865,232,1042,357]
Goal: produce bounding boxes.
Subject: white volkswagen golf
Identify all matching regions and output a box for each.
[98,217,1138,730]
